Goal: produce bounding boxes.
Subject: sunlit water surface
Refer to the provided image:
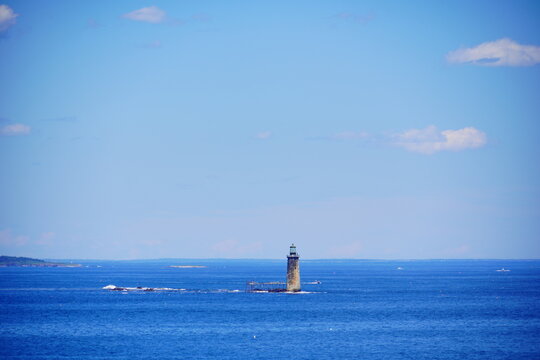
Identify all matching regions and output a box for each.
[1,259,539,359]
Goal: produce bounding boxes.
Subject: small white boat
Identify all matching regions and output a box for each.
[496,268,510,272]
[396,267,404,270]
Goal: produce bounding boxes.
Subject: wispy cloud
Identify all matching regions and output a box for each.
[392,125,487,154]
[123,6,166,24]
[255,131,272,139]
[307,130,371,142]
[447,38,540,67]
[0,229,28,246]
[0,123,31,136]
[0,4,17,32]
[332,131,370,140]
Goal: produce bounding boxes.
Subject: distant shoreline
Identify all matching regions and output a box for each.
[0,255,81,268]
[0,264,82,268]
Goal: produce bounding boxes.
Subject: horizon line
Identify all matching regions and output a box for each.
[39,257,540,262]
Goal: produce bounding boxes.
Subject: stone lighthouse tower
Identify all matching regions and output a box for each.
[286,244,301,292]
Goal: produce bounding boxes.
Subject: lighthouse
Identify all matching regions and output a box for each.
[286,244,301,292]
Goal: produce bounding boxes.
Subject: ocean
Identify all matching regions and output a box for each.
[1,259,539,359]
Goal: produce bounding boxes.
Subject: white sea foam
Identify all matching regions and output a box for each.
[103,285,187,292]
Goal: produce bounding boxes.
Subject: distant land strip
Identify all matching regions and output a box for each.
[0,255,81,267]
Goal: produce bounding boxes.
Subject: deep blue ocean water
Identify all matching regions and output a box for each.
[1,259,539,359]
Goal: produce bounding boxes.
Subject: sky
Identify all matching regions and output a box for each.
[0,0,539,260]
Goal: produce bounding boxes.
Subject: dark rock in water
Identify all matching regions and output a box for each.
[267,288,287,293]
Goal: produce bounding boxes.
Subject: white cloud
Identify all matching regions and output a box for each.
[0,4,18,32]
[332,131,370,140]
[0,229,28,246]
[393,125,487,154]
[447,38,540,67]
[255,131,272,139]
[123,6,166,24]
[0,123,31,136]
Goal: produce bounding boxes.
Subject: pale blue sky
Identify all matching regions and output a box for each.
[1,0,539,259]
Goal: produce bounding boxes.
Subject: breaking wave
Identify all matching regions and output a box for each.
[102,285,185,292]
[102,285,244,293]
